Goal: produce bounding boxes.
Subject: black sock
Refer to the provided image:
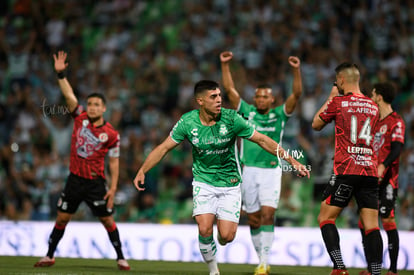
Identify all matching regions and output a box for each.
[359,227,369,269]
[364,228,383,275]
[386,229,399,273]
[107,227,125,260]
[46,224,66,258]
[321,222,346,270]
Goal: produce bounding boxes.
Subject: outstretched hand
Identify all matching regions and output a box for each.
[290,158,310,178]
[288,56,300,68]
[220,51,233,63]
[53,51,68,72]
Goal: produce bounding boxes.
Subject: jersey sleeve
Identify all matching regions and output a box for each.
[170,117,186,144]
[319,97,337,123]
[108,133,120,157]
[278,104,291,120]
[391,119,405,144]
[237,99,252,119]
[233,111,255,139]
[71,105,84,118]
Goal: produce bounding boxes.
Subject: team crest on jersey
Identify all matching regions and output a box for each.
[380,125,387,134]
[219,124,228,135]
[99,133,108,142]
[269,113,275,119]
[82,119,89,127]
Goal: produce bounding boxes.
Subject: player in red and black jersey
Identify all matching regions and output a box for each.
[358,82,405,275]
[312,62,383,275]
[34,51,130,271]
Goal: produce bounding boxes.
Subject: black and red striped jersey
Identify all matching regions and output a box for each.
[373,111,405,187]
[319,93,379,177]
[69,105,120,179]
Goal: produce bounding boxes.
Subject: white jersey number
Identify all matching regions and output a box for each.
[350,116,372,146]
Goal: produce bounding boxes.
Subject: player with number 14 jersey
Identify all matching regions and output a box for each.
[319,93,379,176]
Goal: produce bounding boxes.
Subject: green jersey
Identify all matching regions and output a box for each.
[238,100,290,168]
[170,108,255,187]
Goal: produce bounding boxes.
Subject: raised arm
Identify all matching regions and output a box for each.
[53,51,78,113]
[249,130,310,178]
[133,136,179,191]
[220,51,241,109]
[312,85,339,131]
[284,56,302,114]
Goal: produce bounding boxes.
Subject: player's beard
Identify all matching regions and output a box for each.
[213,112,221,121]
[205,106,221,121]
[88,114,101,124]
[256,107,269,114]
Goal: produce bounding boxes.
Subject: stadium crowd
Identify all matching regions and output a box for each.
[0,0,413,230]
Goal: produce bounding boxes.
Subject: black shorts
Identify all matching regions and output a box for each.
[378,181,398,218]
[322,174,379,210]
[57,173,113,217]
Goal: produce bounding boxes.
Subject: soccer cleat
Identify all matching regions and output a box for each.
[254,264,270,275]
[330,269,349,275]
[117,259,130,271]
[359,270,370,275]
[34,256,55,267]
[385,272,398,275]
[209,271,220,275]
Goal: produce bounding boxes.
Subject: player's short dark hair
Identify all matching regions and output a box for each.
[194,80,219,97]
[256,84,272,89]
[87,93,106,105]
[373,82,396,104]
[335,62,359,74]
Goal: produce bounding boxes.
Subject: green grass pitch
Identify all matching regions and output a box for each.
[1,256,414,274]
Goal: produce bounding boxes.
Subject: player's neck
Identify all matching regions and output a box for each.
[89,116,105,127]
[379,103,393,119]
[256,108,270,115]
[343,83,361,96]
[199,109,219,126]
[344,89,362,96]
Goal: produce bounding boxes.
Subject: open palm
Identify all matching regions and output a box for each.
[53,51,68,72]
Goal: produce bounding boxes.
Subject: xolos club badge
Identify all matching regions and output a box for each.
[99,133,108,142]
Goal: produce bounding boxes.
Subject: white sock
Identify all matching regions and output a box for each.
[207,259,219,273]
[250,228,261,261]
[199,235,219,272]
[260,225,274,265]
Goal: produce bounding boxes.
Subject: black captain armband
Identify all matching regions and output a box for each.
[333,82,337,87]
[57,71,65,79]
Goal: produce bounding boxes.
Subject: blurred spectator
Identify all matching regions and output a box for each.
[0,19,36,94]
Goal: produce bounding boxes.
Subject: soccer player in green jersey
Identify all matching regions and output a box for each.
[133,80,309,275]
[220,51,302,275]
